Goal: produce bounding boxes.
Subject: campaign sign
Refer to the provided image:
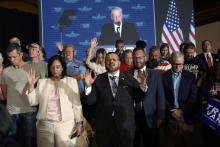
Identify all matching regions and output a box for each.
[201,99,220,134]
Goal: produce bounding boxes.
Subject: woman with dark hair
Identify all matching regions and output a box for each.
[25,55,84,147]
[47,55,66,78]
[160,43,170,61]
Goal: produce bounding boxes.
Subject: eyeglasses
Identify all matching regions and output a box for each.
[64,51,74,53]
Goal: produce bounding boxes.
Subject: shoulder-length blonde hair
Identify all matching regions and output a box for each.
[28,43,44,61]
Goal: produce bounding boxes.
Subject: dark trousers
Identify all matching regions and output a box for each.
[203,125,220,147]
[8,112,37,147]
[134,110,158,147]
[165,120,194,147]
[0,100,6,106]
[97,117,134,147]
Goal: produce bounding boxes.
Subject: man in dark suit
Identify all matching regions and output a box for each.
[132,47,165,147]
[196,40,219,76]
[84,52,146,147]
[98,6,139,45]
[196,40,219,106]
[162,52,198,147]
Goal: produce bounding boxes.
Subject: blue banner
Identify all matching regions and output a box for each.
[40,0,156,60]
[201,99,220,134]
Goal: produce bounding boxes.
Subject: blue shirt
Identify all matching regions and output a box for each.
[116,51,124,62]
[172,72,181,108]
[66,59,86,93]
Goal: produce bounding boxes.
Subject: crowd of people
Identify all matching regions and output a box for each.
[0,36,220,147]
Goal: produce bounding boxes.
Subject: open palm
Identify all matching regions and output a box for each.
[135,70,147,86]
[27,69,39,88]
[90,37,98,49]
[84,70,94,86]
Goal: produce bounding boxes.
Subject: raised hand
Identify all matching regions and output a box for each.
[135,70,148,86]
[27,69,39,92]
[90,37,98,49]
[56,42,63,51]
[84,70,94,86]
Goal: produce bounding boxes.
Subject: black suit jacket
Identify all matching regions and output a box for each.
[98,21,139,45]
[196,53,219,72]
[84,72,144,147]
[162,70,198,123]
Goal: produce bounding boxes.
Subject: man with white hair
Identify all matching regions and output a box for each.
[99,6,139,45]
[162,52,198,147]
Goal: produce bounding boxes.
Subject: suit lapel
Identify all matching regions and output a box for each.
[178,71,188,105]
[212,53,219,67]
[145,69,151,86]
[178,73,184,105]
[116,73,126,98]
[111,23,118,38]
[103,73,115,98]
[202,53,209,68]
[118,73,124,87]
[121,23,124,38]
[167,71,175,104]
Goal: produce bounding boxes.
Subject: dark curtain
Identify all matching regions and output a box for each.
[0,7,39,65]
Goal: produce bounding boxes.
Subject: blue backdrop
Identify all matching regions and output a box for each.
[40,0,156,60]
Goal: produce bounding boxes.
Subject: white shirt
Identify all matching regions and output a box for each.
[172,72,182,108]
[114,22,122,37]
[204,52,213,65]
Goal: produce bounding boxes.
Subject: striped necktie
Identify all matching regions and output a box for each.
[110,76,117,96]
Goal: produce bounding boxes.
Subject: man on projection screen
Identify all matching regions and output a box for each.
[99,6,139,45]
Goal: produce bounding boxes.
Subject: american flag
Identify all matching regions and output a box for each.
[161,0,183,52]
[189,10,196,47]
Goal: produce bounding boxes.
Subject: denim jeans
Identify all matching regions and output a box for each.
[9,112,37,147]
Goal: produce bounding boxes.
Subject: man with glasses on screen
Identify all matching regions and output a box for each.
[99,6,139,45]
